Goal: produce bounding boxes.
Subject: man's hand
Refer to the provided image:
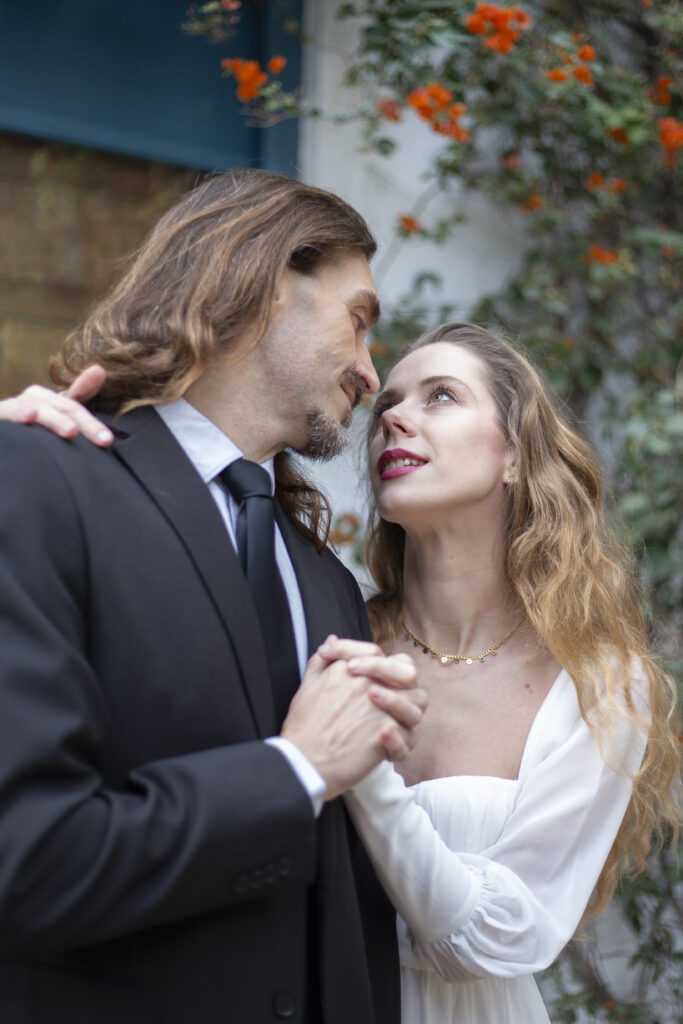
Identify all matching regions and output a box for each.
[281,638,426,801]
[0,365,112,446]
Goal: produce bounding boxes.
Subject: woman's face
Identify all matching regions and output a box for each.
[369,342,515,528]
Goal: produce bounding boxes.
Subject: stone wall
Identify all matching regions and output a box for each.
[0,131,196,397]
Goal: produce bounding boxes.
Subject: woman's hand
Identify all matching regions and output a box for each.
[0,365,112,445]
[317,634,426,746]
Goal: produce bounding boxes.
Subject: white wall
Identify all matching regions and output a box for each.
[295,0,522,577]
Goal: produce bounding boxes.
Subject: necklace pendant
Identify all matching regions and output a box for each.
[480,656,485,662]
[440,656,450,664]
[466,658,473,665]
[491,650,497,656]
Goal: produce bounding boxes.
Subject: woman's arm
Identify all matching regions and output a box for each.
[0,366,112,445]
[344,673,645,983]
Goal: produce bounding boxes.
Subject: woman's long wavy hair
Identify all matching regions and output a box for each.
[50,168,378,549]
[366,322,680,916]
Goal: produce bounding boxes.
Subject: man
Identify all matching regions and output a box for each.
[0,170,426,1024]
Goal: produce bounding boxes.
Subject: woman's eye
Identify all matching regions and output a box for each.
[427,387,456,405]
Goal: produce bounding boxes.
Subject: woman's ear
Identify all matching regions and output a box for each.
[503,447,518,486]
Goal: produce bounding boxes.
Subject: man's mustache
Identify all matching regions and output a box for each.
[342,369,368,409]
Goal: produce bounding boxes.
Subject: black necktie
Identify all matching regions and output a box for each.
[219,458,300,726]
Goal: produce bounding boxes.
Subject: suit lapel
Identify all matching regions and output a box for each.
[103,406,277,738]
[274,507,344,657]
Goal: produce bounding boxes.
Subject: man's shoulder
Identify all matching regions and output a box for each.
[0,420,109,464]
[0,422,119,506]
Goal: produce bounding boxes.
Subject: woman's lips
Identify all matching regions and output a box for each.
[378,449,428,479]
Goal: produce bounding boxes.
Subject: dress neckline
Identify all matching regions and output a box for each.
[410,667,570,789]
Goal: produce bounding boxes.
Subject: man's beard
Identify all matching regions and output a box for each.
[297,369,366,462]
[298,409,351,461]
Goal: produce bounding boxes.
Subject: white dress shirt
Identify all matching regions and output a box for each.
[155,398,326,814]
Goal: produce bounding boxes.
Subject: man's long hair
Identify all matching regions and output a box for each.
[365,322,680,919]
[51,169,377,548]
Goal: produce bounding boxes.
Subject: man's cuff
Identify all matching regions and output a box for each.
[265,737,327,817]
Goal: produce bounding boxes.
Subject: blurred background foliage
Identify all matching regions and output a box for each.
[188,2,681,1019]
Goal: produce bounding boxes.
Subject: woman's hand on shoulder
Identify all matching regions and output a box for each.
[0,365,113,446]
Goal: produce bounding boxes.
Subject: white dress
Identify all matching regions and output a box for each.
[345,668,646,1024]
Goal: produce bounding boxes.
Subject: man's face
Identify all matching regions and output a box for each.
[260,253,381,460]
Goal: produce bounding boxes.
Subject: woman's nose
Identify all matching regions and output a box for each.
[382,402,416,438]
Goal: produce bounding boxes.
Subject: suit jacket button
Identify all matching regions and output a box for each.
[277,856,291,878]
[274,992,296,1018]
[233,874,249,895]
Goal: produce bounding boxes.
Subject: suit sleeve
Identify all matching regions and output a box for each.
[0,428,317,957]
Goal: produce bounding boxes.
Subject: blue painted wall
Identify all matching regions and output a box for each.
[0,0,302,172]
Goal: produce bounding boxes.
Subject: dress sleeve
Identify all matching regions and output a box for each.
[344,672,646,983]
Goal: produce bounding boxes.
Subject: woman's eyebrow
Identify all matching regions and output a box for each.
[348,289,381,326]
[421,374,474,398]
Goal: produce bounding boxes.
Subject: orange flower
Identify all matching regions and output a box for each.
[589,245,618,264]
[573,64,593,86]
[653,75,673,105]
[377,98,401,122]
[429,83,453,108]
[658,116,683,167]
[221,0,241,9]
[237,79,265,101]
[465,12,488,35]
[608,178,627,193]
[485,30,517,53]
[432,103,470,141]
[267,55,287,74]
[433,119,471,141]
[586,171,605,188]
[511,8,531,26]
[577,44,596,61]
[464,3,530,53]
[502,152,520,170]
[519,193,543,212]
[398,215,421,233]
[606,126,629,145]
[407,83,454,121]
[547,67,567,82]
[329,512,361,547]
[221,58,237,71]
[661,245,675,260]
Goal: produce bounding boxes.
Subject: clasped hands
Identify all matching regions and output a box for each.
[281,636,426,802]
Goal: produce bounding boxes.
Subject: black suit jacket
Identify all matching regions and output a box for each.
[0,407,399,1024]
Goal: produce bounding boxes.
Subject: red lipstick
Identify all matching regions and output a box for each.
[378,448,428,480]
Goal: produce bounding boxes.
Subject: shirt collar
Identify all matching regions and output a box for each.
[154,398,275,492]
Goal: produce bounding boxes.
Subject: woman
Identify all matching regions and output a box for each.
[329,322,679,1023]
[2,323,680,1023]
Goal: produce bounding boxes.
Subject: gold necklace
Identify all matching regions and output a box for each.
[402,619,523,666]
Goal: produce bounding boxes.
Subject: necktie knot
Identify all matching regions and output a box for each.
[220,458,272,503]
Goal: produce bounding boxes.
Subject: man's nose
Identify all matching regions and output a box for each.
[356,344,380,395]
